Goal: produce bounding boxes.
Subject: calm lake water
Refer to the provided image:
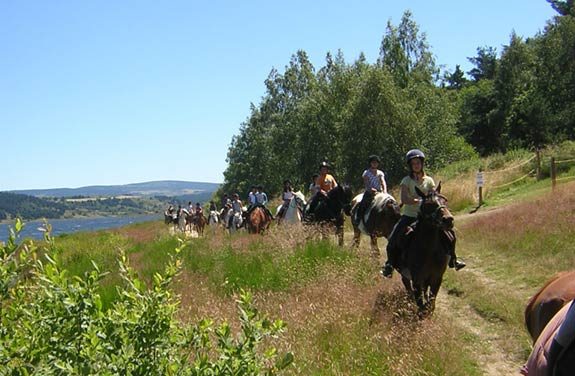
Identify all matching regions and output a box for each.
[0,214,160,243]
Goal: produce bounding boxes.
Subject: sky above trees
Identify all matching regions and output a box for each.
[0,0,557,190]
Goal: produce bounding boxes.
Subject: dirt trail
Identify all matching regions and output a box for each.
[435,271,523,375]
[348,219,525,376]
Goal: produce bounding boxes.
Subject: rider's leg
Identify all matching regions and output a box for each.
[354,190,374,226]
[443,230,466,270]
[381,216,415,278]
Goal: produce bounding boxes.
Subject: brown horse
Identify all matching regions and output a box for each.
[247,206,271,234]
[193,214,207,236]
[350,192,401,255]
[522,301,575,376]
[400,183,453,317]
[525,270,575,343]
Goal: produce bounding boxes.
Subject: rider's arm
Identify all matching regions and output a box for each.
[400,183,418,205]
[380,172,387,194]
[362,172,370,191]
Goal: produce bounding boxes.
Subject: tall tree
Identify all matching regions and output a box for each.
[378,10,437,87]
[547,0,574,16]
[467,47,498,81]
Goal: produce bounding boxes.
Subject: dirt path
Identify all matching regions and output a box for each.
[349,223,525,376]
[435,273,523,375]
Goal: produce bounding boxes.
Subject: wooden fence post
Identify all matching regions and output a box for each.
[551,157,557,190]
[476,170,484,206]
[535,149,542,181]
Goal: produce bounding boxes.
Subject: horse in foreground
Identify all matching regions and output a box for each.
[350,192,401,255]
[522,271,575,376]
[399,183,453,317]
[304,185,353,246]
[525,270,575,343]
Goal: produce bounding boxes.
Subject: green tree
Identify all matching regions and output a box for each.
[467,46,497,81]
[547,0,574,15]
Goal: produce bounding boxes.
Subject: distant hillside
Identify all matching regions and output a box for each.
[0,192,66,220]
[10,181,220,198]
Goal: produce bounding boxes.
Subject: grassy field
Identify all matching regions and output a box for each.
[11,144,575,375]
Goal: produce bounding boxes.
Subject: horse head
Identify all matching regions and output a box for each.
[328,185,353,216]
[415,182,454,230]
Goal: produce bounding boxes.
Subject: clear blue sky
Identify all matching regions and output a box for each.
[0,0,557,190]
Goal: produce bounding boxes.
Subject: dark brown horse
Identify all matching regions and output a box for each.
[525,270,575,343]
[247,206,271,234]
[351,192,401,256]
[400,183,453,317]
[304,185,353,246]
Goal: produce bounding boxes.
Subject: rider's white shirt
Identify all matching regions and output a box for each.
[283,191,294,201]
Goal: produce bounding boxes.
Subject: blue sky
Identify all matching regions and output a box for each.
[0,0,557,190]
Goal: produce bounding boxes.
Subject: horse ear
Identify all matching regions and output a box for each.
[436,181,442,194]
[415,186,426,198]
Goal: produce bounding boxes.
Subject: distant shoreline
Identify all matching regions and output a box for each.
[0,212,159,226]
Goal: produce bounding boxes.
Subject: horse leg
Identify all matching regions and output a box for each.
[351,226,361,250]
[401,276,414,300]
[337,225,344,247]
[413,284,427,318]
[370,235,380,257]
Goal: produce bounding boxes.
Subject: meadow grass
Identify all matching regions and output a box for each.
[23,145,574,375]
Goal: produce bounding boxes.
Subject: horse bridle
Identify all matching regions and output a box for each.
[419,196,448,227]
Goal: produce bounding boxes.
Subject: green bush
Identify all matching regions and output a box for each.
[0,221,293,375]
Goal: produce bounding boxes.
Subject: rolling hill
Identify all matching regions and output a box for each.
[9,180,220,198]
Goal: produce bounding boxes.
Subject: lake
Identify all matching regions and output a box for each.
[0,214,161,243]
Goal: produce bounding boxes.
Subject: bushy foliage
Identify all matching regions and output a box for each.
[0,222,292,375]
[221,12,475,195]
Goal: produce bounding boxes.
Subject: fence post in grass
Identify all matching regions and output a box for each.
[551,157,557,190]
[535,149,542,181]
[476,169,484,206]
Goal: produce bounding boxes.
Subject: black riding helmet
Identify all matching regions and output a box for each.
[283,179,292,186]
[405,149,425,165]
[319,161,330,169]
[368,155,381,164]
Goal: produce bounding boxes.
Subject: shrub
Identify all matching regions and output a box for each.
[0,221,292,375]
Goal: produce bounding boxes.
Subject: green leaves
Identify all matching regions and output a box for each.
[0,224,292,375]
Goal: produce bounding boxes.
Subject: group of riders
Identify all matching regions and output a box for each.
[166,148,466,277]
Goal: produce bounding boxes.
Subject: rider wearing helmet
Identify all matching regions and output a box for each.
[381,149,465,277]
[353,155,387,227]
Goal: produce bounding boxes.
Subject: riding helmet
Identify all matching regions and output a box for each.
[283,179,292,186]
[319,161,330,169]
[405,149,425,164]
[368,155,381,164]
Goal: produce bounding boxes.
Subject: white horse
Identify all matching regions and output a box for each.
[208,210,220,227]
[229,211,244,233]
[276,191,306,225]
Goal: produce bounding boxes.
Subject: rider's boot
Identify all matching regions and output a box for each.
[448,255,466,270]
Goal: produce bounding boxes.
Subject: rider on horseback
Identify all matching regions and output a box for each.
[228,193,244,229]
[277,180,295,224]
[245,185,274,221]
[381,149,466,278]
[306,162,338,217]
[353,155,388,227]
[195,202,203,217]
